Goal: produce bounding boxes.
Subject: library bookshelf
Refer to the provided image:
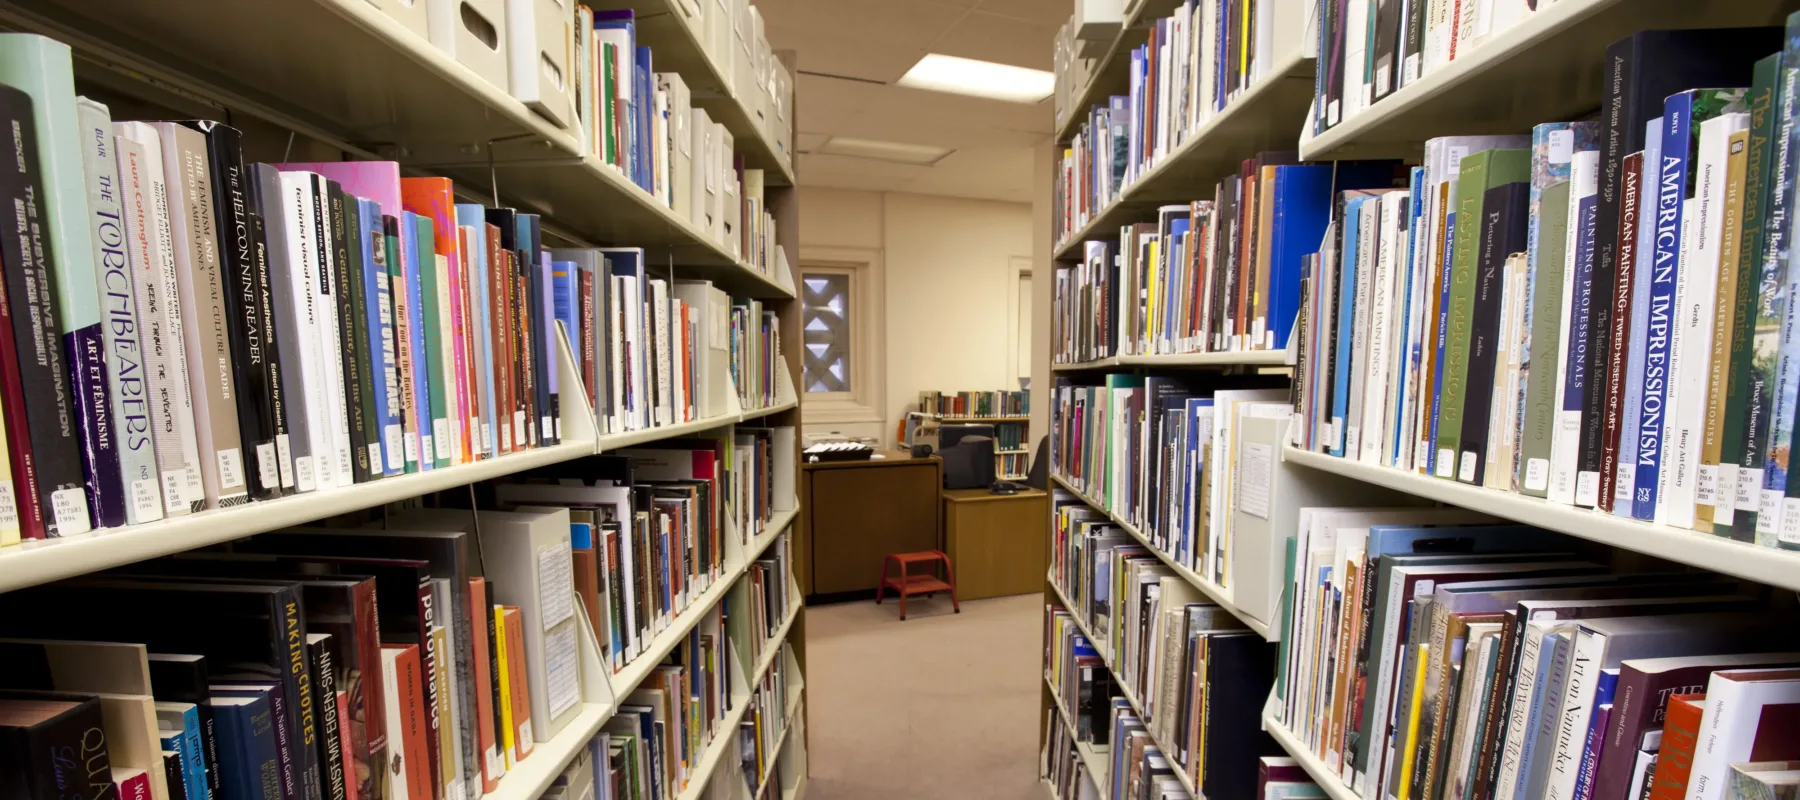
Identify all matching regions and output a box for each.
[0,0,810,797]
[1042,1,1800,798]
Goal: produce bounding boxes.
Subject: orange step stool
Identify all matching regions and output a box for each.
[875,551,960,620]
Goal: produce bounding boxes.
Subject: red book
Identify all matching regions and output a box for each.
[502,606,533,762]
[115,768,150,800]
[467,578,500,792]
[1649,693,1707,800]
[1599,151,1643,512]
[380,645,432,800]
[337,691,355,800]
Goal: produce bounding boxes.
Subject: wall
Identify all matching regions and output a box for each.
[797,186,1034,447]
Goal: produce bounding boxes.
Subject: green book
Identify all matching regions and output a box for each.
[1435,148,1530,479]
[1720,53,1783,538]
[602,43,618,167]
[1520,179,1574,497]
[414,216,450,470]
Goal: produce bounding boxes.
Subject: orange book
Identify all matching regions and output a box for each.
[1649,693,1707,800]
[502,606,533,761]
[380,644,432,800]
[468,580,501,791]
[452,225,476,464]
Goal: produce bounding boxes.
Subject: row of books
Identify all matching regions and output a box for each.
[1047,496,1277,799]
[1049,374,1286,588]
[492,426,789,678]
[1289,24,1800,551]
[0,33,581,544]
[1043,707,1103,800]
[596,606,733,800]
[1272,510,1800,800]
[1054,157,1408,361]
[918,390,1031,419]
[1053,0,1305,243]
[738,653,792,797]
[0,506,593,800]
[739,535,796,670]
[1310,0,1545,136]
[570,8,787,276]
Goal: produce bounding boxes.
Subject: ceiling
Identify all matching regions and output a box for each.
[757,0,1068,204]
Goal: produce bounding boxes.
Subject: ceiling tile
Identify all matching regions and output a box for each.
[774,32,924,83]
[931,10,1059,70]
[976,0,1075,25]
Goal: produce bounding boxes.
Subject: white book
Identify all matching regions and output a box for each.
[650,278,673,427]
[1397,194,1431,471]
[1488,254,1528,488]
[380,646,415,800]
[1342,0,1370,121]
[1199,0,1217,125]
[1548,150,1598,505]
[1660,112,1747,527]
[113,122,202,515]
[271,171,335,494]
[1493,621,1572,800]
[1686,668,1800,800]
[1360,192,1405,463]
[309,175,354,487]
[78,99,162,525]
[1345,197,1381,459]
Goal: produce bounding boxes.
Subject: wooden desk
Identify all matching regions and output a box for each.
[800,451,941,599]
[941,487,1048,600]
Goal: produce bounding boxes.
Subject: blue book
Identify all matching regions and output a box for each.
[155,703,208,800]
[1364,523,1557,559]
[553,260,578,365]
[357,199,401,476]
[211,683,293,800]
[400,211,431,471]
[1107,96,1130,194]
[1572,668,1620,800]
[1514,632,1571,800]
[207,693,280,800]
[1428,209,1457,474]
[1635,96,1700,519]
[1395,167,1426,464]
[1267,164,1334,351]
[635,47,654,191]
[1330,195,1369,456]
[455,203,499,458]
[1616,118,1663,517]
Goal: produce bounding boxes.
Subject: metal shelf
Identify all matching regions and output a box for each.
[1282,447,1800,592]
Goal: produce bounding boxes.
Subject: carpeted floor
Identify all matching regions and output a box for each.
[801,592,1046,800]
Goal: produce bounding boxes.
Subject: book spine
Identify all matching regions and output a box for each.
[305,179,350,488]
[1720,54,1782,538]
[310,639,347,800]
[1438,153,1490,479]
[357,202,400,476]
[1737,63,1797,539]
[1600,154,1643,512]
[250,212,293,492]
[1459,182,1526,485]
[406,219,430,471]
[1550,152,1598,505]
[80,99,161,527]
[258,169,317,492]
[444,225,469,463]
[1618,131,1665,517]
[1636,103,1693,521]
[113,126,201,515]
[410,216,443,470]
[192,123,283,502]
[329,187,373,483]
[389,217,418,473]
[1698,128,1752,532]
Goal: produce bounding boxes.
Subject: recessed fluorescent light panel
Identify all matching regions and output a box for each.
[817,137,953,166]
[896,53,1054,104]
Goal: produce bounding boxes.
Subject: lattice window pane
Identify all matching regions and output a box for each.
[802,272,852,393]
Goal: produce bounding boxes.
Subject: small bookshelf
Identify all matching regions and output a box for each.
[911,390,1032,480]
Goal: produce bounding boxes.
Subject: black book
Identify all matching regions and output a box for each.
[146,654,222,798]
[163,751,187,800]
[1370,0,1402,101]
[1323,0,1348,130]
[338,193,380,481]
[325,182,372,483]
[0,692,111,800]
[1583,27,1782,502]
[484,583,505,773]
[1198,633,1280,800]
[0,581,308,800]
[0,85,87,539]
[519,214,554,447]
[306,635,346,800]
[1458,181,1529,487]
[179,121,283,500]
[1400,0,1426,92]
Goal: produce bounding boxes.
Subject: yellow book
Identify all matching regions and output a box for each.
[1697,128,1753,531]
[430,626,454,800]
[493,604,515,769]
[1395,644,1430,800]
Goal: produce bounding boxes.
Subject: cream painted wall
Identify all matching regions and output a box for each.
[798,186,1034,448]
